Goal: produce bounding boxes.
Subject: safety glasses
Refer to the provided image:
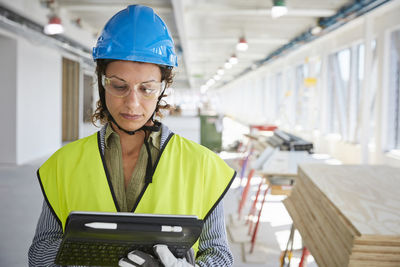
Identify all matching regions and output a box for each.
[102,76,164,100]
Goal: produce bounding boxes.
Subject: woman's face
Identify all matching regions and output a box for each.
[105,60,162,132]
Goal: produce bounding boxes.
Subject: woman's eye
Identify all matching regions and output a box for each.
[112,84,128,91]
[140,85,155,94]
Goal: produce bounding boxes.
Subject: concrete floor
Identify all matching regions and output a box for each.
[0,158,45,266]
[0,156,318,267]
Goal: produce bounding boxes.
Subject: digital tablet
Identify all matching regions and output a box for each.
[55,211,204,266]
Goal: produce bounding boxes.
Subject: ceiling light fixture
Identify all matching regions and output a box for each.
[200,85,208,93]
[236,37,248,51]
[206,79,216,87]
[214,74,221,81]
[271,0,288,19]
[311,25,322,35]
[229,54,238,64]
[44,15,64,35]
[224,62,232,69]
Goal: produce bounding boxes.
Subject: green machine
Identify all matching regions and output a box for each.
[200,115,222,152]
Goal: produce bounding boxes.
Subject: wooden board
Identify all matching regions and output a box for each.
[284,195,331,267]
[295,178,352,262]
[296,170,358,249]
[299,164,400,236]
[284,164,400,267]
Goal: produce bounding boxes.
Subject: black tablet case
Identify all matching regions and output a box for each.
[55,211,204,266]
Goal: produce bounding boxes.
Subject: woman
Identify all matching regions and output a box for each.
[29,5,235,267]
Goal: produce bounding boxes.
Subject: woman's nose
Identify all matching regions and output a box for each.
[124,87,141,106]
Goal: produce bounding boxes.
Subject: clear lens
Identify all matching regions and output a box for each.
[138,81,162,98]
[102,76,163,99]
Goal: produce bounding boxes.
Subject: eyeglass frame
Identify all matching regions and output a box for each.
[101,75,165,100]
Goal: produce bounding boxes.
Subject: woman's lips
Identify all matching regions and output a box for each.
[121,113,142,120]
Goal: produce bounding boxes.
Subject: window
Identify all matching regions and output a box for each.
[282,68,296,128]
[275,72,284,120]
[327,44,370,143]
[348,44,364,143]
[264,74,276,122]
[295,64,305,128]
[327,49,349,135]
[307,57,322,131]
[368,39,378,145]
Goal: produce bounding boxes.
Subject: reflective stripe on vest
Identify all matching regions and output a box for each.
[38,132,235,254]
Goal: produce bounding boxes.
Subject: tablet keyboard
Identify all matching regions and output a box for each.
[55,240,188,266]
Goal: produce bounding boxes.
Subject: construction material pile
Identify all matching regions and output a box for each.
[284,164,400,267]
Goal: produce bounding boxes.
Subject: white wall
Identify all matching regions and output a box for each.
[16,38,62,164]
[0,1,100,165]
[0,35,17,164]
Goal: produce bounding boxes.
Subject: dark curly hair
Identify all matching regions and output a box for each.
[91,59,173,126]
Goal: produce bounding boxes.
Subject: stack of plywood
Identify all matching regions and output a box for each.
[283,164,400,267]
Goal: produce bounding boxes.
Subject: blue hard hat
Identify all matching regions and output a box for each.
[92,5,178,68]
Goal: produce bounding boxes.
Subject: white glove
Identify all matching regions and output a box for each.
[119,250,161,267]
[153,245,198,267]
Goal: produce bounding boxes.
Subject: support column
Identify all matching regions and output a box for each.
[0,35,17,164]
[360,15,374,164]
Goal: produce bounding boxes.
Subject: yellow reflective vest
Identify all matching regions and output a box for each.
[38,131,235,254]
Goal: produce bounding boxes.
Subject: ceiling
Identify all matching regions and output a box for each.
[55,0,353,91]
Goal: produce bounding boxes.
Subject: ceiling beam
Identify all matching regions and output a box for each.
[188,37,289,45]
[187,8,335,17]
[171,0,194,89]
[190,52,270,60]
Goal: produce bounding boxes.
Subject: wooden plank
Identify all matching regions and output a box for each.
[349,260,400,267]
[352,244,400,254]
[285,164,400,267]
[295,183,351,266]
[284,189,332,267]
[297,168,358,250]
[349,251,400,261]
[354,235,400,246]
[299,164,400,236]
[295,177,352,261]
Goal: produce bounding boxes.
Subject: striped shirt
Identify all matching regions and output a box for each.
[28,123,234,266]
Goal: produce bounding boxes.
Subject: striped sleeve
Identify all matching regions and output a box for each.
[196,200,234,266]
[28,201,86,267]
[28,200,63,267]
